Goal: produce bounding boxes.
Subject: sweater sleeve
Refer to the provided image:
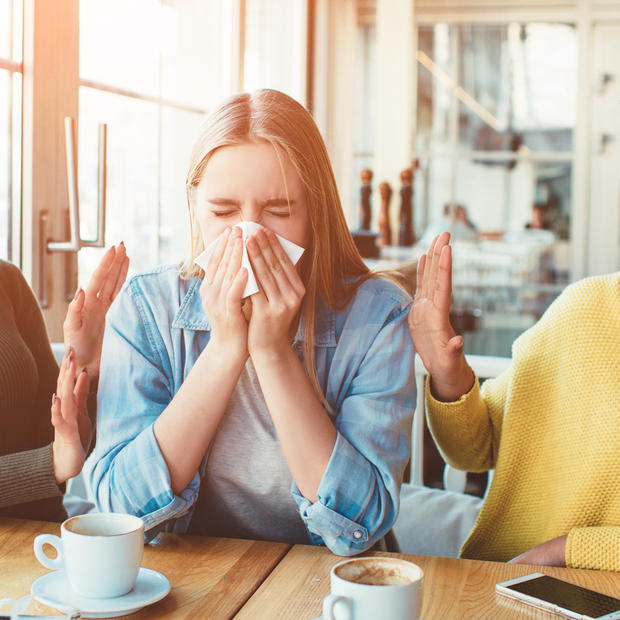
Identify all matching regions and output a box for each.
[0,443,63,508]
[425,366,512,472]
[566,527,620,572]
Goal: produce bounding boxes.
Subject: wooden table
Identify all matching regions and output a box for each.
[235,545,620,620]
[0,517,289,619]
[4,517,620,620]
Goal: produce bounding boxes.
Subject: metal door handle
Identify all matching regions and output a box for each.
[81,124,107,248]
[38,118,107,306]
[47,117,107,252]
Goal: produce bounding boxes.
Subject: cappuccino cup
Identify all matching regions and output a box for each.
[33,513,145,599]
[323,557,424,620]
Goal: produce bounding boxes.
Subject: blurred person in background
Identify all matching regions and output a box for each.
[420,204,478,246]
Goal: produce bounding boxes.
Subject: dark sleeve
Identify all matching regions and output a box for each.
[0,262,62,508]
[0,443,63,508]
[7,264,60,448]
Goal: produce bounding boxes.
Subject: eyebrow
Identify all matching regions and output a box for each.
[207,197,296,207]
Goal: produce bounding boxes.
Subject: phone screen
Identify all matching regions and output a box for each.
[506,575,620,618]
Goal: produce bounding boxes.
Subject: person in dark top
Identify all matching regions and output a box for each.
[0,245,128,521]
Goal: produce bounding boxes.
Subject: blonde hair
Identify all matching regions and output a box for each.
[182,89,382,406]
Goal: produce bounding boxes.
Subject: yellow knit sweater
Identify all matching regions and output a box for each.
[426,272,620,571]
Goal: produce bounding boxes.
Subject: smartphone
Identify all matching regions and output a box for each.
[496,573,620,620]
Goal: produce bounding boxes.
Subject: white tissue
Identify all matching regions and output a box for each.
[194,221,305,298]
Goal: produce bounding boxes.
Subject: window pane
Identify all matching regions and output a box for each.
[416,24,455,153]
[160,0,229,110]
[0,70,9,260]
[0,0,10,59]
[160,106,204,265]
[78,87,159,283]
[459,24,577,153]
[244,0,307,102]
[80,0,161,97]
[416,23,577,154]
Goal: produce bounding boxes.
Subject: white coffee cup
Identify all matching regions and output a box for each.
[323,557,424,620]
[33,513,145,599]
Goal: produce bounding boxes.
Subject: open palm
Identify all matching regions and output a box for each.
[408,232,473,402]
[63,244,129,380]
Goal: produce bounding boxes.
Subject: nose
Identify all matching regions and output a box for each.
[240,205,264,225]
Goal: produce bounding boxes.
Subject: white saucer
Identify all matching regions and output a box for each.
[31,567,171,618]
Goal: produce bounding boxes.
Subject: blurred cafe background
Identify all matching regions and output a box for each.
[1,0,620,358]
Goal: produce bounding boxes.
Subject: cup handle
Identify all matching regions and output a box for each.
[323,594,353,620]
[0,598,16,620]
[33,534,64,570]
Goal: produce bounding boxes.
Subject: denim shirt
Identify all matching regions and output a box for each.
[90,265,415,556]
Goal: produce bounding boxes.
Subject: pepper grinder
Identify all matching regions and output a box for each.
[398,168,415,247]
[358,168,373,231]
[378,182,392,246]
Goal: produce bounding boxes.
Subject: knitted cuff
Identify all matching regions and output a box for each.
[0,442,64,509]
[425,371,480,413]
[566,526,620,572]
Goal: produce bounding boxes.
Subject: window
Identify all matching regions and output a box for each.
[0,0,22,263]
[78,0,223,283]
[415,23,577,356]
[244,0,307,103]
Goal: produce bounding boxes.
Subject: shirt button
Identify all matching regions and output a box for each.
[353,530,363,540]
[295,342,302,350]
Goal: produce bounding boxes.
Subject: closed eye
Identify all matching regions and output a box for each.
[267,210,291,218]
[212,210,237,217]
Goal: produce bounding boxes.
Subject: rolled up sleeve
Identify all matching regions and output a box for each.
[89,279,199,531]
[293,290,415,555]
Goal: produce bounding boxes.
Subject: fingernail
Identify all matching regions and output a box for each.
[247,238,255,249]
[455,340,463,349]
[64,342,71,359]
[80,367,89,375]
[52,393,57,406]
[119,240,125,247]
[72,285,82,301]
[224,228,231,236]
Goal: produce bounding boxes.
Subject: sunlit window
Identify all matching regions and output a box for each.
[414,23,577,357]
[244,0,307,103]
[77,0,230,283]
[0,0,22,263]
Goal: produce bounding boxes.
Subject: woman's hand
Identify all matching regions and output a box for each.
[508,535,568,567]
[246,228,306,359]
[408,232,474,402]
[51,347,92,485]
[200,226,249,361]
[63,243,130,386]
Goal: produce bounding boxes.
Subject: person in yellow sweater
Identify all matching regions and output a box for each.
[408,231,620,572]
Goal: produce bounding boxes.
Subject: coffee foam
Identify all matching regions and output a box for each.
[335,558,422,587]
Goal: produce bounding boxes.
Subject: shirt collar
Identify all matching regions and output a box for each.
[171,277,212,331]
[171,277,337,347]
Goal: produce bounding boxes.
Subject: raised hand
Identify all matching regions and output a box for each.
[51,346,92,484]
[63,243,130,383]
[245,227,305,358]
[199,226,249,360]
[408,232,473,402]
